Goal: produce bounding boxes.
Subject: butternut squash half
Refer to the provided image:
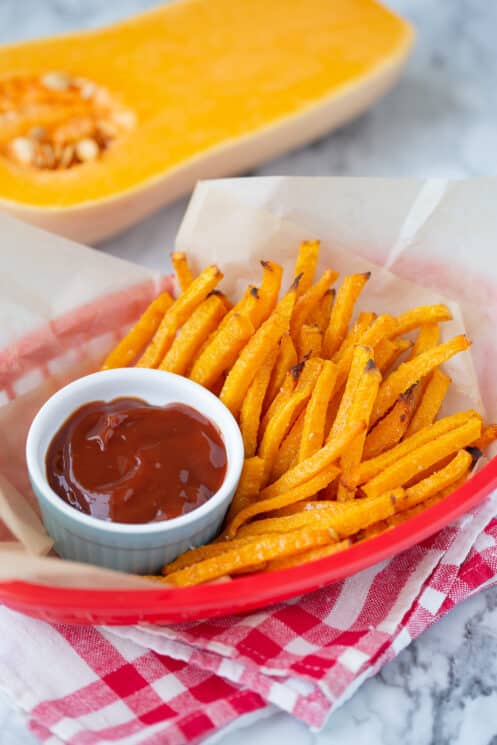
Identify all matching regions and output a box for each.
[0,0,413,243]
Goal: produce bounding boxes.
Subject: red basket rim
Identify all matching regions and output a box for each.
[1,454,496,625]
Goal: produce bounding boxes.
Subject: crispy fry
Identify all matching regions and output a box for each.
[338,358,382,500]
[259,388,313,484]
[309,288,335,334]
[137,265,223,368]
[332,488,406,537]
[394,305,452,337]
[159,293,226,374]
[101,291,173,370]
[402,449,473,508]
[236,510,342,538]
[332,315,397,396]
[290,269,338,340]
[220,290,297,416]
[407,323,440,360]
[473,424,497,451]
[388,497,441,528]
[370,335,471,426]
[329,345,373,441]
[231,562,268,576]
[270,500,335,517]
[216,285,257,333]
[240,355,275,457]
[166,528,335,586]
[293,240,320,295]
[362,416,481,499]
[259,358,323,479]
[163,531,269,575]
[264,334,298,411]
[294,357,323,392]
[374,338,412,374]
[267,539,351,571]
[297,324,322,359]
[323,272,371,358]
[430,472,471,500]
[262,355,312,434]
[224,468,340,539]
[299,361,338,462]
[261,369,297,436]
[261,419,365,501]
[346,410,480,489]
[359,456,473,542]
[363,383,419,459]
[271,410,306,480]
[406,368,451,436]
[254,260,283,327]
[264,355,320,435]
[238,488,405,540]
[224,456,265,523]
[189,312,254,389]
[171,251,194,292]
[333,312,376,363]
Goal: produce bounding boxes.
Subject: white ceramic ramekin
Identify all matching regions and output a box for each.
[26,368,244,574]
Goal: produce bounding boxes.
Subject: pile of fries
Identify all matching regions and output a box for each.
[102,241,497,586]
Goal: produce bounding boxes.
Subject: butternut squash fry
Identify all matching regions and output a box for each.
[309,288,335,334]
[224,456,265,523]
[394,305,451,337]
[290,269,338,340]
[238,488,405,540]
[472,424,497,451]
[261,419,365,501]
[254,260,283,327]
[338,358,382,500]
[293,239,320,295]
[171,251,194,292]
[267,539,351,571]
[159,293,226,374]
[138,265,223,367]
[101,291,173,369]
[297,324,322,359]
[328,345,373,441]
[271,410,306,480]
[370,335,471,426]
[299,360,338,462]
[264,333,298,412]
[259,388,313,484]
[333,311,376,363]
[223,468,340,539]
[362,417,481,499]
[220,289,297,415]
[363,383,419,459]
[323,272,371,358]
[166,528,335,586]
[240,355,275,457]
[189,312,254,389]
[346,410,480,489]
[407,323,440,360]
[406,368,451,436]
[374,337,412,374]
[402,449,473,507]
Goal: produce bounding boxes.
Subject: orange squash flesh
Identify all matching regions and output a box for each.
[0,0,413,241]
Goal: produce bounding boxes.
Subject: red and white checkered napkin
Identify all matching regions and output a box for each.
[2,496,497,745]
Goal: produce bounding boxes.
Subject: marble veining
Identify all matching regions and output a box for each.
[1,1,497,743]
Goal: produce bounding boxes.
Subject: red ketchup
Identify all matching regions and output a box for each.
[46,398,227,524]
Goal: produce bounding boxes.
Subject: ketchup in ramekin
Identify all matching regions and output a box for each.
[46,398,227,524]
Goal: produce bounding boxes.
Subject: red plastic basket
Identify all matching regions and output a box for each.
[1,455,496,626]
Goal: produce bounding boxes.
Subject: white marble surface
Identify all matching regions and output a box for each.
[1,1,497,743]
